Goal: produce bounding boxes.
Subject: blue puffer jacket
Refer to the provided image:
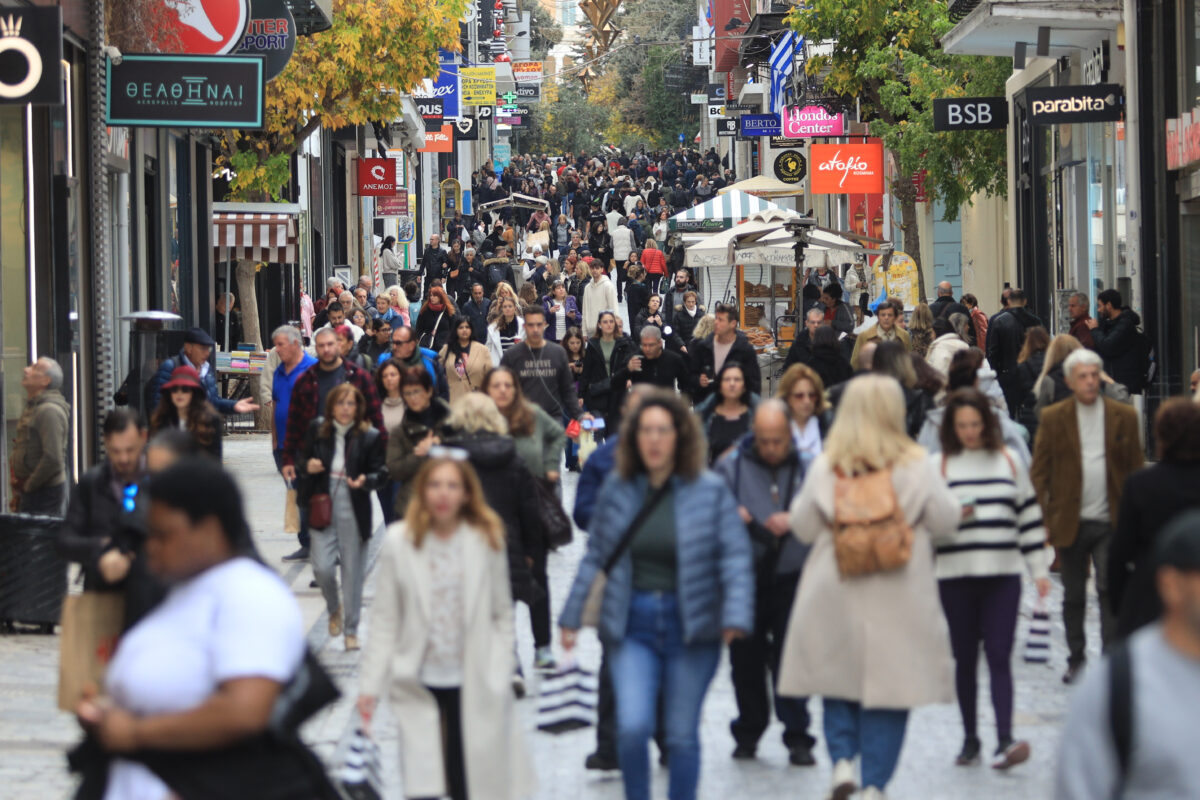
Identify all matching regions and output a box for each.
[559,470,755,645]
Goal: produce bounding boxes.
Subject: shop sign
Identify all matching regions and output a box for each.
[810,142,885,194]
[1165,107,1200,170]
[707,104,725,117]
[418,124,453,153]
[417,98,443,129]
[1082,40,1110,86]
[516,82,539,101]
[440,178,462,216]
[105,54,265,128]
[739,113,781,137]
[413,49,460,119]
[1025,84,1124,125]
[782,105,844,137]
[675,217,728,233]
[494,141,511,169]
[770,136,804,148]
[706,82,726,103]
[932,96,1007,131]
[376,194,408,216]
[773,150,807,184]
[235,0,295,81]
[460,66,496,105]
[724,103,752,114]
[476,105,493,119]
[512,61,543,82]
[690,93,707,104]
[453,115,478,140]
[357,157,396,196]
[161,0,251,55]
[0,8,64,105]
[716,118,737,137]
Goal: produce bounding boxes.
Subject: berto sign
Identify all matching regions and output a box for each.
[1026,84,1124,125]
[810,142,884,194]
[739,113,781,137]
[105,54,265,128]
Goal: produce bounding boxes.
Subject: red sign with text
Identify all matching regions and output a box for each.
[161,0,251,55]
[357,158,397,196]
[810,142,885,194]
[418,125,454,153]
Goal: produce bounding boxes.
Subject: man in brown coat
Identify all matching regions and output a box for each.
[1031,348,1143,685]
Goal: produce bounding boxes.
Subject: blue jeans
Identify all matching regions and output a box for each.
[823,698,908,790]
[610,591,721,800]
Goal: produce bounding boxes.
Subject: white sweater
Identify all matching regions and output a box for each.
[933,448,1050,581]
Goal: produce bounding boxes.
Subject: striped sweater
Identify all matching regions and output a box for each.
[933,448,1051,581]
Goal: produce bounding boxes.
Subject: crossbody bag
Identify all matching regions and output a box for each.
[580,483,671,627]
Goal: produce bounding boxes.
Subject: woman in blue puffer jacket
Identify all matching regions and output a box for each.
[560,390,754,800]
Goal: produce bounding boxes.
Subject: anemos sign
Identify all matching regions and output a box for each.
[810,142,884,194]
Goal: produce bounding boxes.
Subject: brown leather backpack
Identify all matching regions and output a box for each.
[832,467,913,577]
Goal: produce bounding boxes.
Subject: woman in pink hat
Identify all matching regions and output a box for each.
[149,365,223,460]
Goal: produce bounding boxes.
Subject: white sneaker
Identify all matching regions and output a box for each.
[827,758,857,800]
[862,788,887,800]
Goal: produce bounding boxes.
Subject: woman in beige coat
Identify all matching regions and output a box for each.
[779,374,960,800]
[358,457,534,800]
[439,314,492,405]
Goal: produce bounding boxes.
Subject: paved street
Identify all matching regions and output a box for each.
[0,434,1102,799]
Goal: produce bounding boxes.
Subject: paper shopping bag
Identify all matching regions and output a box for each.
[284,488,300,534]
[58,591,124,711]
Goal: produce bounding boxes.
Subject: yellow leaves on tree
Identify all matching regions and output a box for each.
[218,0,468,202]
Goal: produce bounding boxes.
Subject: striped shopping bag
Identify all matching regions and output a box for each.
[536,661,599,734]
[336,726,383,800]
[1023,599,1052,664]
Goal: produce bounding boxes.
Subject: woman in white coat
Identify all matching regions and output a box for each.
[358,456,534,800]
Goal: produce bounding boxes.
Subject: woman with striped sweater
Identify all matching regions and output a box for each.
[935,388,1051,771]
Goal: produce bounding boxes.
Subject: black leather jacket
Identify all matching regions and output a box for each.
[297,419,387,540]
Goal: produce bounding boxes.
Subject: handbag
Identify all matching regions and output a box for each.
[537,658,599,734]
[534,477,574,549]
[580,483,671,628]
[268,647,342,734]
[58,591,125,711]
[1023,598,1052,664]
[308,492,332,530]
[831,467,913,578]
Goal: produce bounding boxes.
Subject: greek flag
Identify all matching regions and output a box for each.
[769,31,801,114]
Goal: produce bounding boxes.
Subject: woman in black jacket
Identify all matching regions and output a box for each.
[588,222,613,266]
[415,286,456,352]
[625,263,650,321]
[808,325,854,389]
[579,311,635,434]
[297,384,387,651]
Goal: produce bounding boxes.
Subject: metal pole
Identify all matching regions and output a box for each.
[224,248,231,350]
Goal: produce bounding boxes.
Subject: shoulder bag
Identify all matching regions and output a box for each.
[534,477,574,549]
[580,483,670,627]
[831,467,913,578]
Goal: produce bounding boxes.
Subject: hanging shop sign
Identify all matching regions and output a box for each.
[707,104,725,117]
[440,178,462,216]
[418,124,454,153]
[461,66,496,105]
[161,0,251,55]
[234,0,295,81]
[0,7,64,105]
[716,118,737,137]
[739,113,781,137]
[1165,107,1200,170]
[512,60,543,83]
[493,141,511,169]
[781,105,844,137]
[417,97,443,129]
[706,82,726,103]
[453,115,478,140]
[1025,83,1124,125]
[476,105,493,120]
[810,142,885,194]
[770,136,804,148]
[932,96,1007,131]
[357,157,397,196]
[1082,40,1110,85]
[413,48,460,118]
[106,54,265,128]
[773,150,807,184]
[376,194,408,216]
[515,82,540,101]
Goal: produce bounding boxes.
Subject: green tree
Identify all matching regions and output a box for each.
[528,2,563,61]
[787,0,1008,301]
[523,83,613,153]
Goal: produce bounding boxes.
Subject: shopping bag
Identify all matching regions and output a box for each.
[1023,598,1052,664]
[577,430,597,466]
[536,660,598,734]
[336,726,384,800]
[284,488,300,534]
[57,592,125,711]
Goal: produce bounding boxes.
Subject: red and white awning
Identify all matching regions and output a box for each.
[213,212,298,264]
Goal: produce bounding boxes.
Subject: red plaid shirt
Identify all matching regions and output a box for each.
[281,359,385,467]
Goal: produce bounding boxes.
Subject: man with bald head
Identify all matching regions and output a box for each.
[715,399,816,766]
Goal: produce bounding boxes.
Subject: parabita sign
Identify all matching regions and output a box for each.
[106,54,265,128]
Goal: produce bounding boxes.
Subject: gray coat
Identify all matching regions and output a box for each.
[714,437,810,575]
[559,471,754,644]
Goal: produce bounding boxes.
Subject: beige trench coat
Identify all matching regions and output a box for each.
[359,523,535,800]
[778,455,960,709]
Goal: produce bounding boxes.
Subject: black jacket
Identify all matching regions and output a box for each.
[929,296,970,322]
[1092,308,1144,392]
[419,246,447,287]
[669,305,704,344]
[986,306,1043,377]
[1110,462,1200,638]
[626,280,650,320]
[297,420,388,541]
[463,297,491,343]
[688,332,763,402]
[783,329,815,370]
[580,336,636,419]
[415,304,454,352]
[619,348,690,393]
[441,431,544,606]
[809,346,854,390]
[1013,350,1046,432]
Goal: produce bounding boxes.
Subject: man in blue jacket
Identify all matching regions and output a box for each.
[377,325,449,400]
[147,328,259,415]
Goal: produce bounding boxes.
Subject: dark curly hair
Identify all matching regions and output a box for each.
[616,389,705,480]
[939,387,1004,455]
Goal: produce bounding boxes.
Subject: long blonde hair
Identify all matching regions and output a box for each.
[403,458,504,550]
[447,393,509,435]
[1034,334,1082,397]
[823,375,924,476]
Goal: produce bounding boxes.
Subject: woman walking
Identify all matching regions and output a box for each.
[779,375,960,800]
[375,360,406,525]
[935,388,1050,770]
[486,297,525,365]
[416,286,456,352]
[695,362,759,466]
[580,311,636,436]
[559,390,753,800]
[439,315,491,405]
[386,367,453,517]
[148,365,223,460]
[358,457,534,800]
[775,364,831,466]
[298,384,387,651]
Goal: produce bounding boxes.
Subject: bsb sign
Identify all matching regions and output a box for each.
[1025,84,1124,125]
[105,54,265,128]
[810,142,885,194]
[932,97,1007,131]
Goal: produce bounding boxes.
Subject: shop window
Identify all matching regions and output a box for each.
[0,107,29,509]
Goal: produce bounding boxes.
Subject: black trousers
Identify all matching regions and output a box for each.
[529,548,551,649]
[729,571,814,750]
[414,686,468,800]
[614,260,628,301]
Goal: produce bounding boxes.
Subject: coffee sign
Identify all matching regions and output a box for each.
[773,150,807,184]
[781,105,844,137]
[1025,84,1124,125]
[810,143,884,194]
[106,54,265,128]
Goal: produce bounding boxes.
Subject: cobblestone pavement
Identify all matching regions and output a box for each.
[0,434,1103,799]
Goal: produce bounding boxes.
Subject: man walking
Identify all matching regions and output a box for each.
[1066,292,1095,349]
[689,303,762,402]
[986,288,1042,413]
[622,326,691,394]
[715,401,816,765]
[1031,348,1143,684]
[783,308,826,370]
[1087,288,1146,393]
[849,297,909,370]
[581,257,618,336]
[10,358,70,515]
[501,306,582,423]
[378,325,448,399]
[270,325,317,562]
[463,282,491,343]
[420,233,447,292]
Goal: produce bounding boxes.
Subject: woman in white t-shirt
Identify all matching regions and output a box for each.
[73,458,333,799]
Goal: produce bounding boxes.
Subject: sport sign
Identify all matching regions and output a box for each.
[810,142,885,194]
[235,0,295,81]
[160,0,251,55]
[357,157,396,196]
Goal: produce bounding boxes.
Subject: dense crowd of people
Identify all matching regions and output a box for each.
[24,146,1200,800]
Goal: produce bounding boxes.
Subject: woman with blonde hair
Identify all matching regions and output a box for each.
[690,313,716,343]
[488,281,518,315]
[358,457,534,800]
[908,302,935,358]
[1032,333,1130,415]
[775,363,831,464]
[386,286,411,328]
[779,374,960,800]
